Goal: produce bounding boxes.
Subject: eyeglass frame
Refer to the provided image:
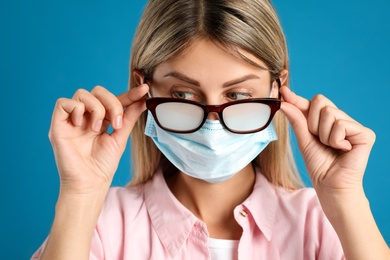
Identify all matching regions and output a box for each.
[145,78,282,134]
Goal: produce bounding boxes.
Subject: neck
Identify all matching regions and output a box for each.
[166,163,256,240]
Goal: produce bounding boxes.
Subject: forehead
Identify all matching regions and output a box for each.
[153,39,270,83]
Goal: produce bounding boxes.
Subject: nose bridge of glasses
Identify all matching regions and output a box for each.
[206,112,220,120]
[204,104,224,121]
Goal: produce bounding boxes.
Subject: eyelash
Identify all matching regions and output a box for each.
[170,89,252,102]
[226,92,252,100]
[170,91,196,100]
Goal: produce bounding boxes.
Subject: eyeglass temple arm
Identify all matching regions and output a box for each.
[275,78,282,100]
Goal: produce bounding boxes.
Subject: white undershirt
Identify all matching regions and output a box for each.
[208,238,239,260]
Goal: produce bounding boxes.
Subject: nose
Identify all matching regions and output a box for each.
[204,96,223,121]
[207,112,220,121]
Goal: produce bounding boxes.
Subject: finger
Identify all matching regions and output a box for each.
[280,101,314,151]
[91,86,124,130]
[307,94,339,135]
[53,98,85,127]
[318,106,352,147]
[73,89,106,132]
[329,119,375,151]
[117,84,149,108]
[110,102,146,149]
[280,86,311,117]
[328,119,353,151]
[111,85,149,145]
[49,98,86,143]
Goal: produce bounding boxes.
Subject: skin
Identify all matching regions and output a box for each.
[145,40,278,240]
[41,39,389,259]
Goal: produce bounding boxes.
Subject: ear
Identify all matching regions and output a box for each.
[279,69,289,86]
[133,69,145,86]
[270,69,289,98]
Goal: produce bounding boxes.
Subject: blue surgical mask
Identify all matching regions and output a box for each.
[144,111,277,183]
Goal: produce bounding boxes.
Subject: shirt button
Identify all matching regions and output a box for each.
[240,210,248,217]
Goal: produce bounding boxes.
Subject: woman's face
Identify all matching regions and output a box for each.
[150,39,278,111]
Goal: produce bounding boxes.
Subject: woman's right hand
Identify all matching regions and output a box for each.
[48,84,149,196]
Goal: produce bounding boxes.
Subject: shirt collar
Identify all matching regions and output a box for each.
[144,168,278,257]
[144,169,202,258]
[240,170,278,241]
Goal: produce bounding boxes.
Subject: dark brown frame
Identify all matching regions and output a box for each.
[145,79,281,134]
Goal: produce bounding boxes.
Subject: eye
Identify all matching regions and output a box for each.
[170,90,195,100]
[226,92,252,101]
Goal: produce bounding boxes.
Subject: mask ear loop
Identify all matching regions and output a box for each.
[142,78,152,98]
[134,69,153,98]
[269,78,282,99]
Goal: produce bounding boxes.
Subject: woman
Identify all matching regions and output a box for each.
[33,0,389,259]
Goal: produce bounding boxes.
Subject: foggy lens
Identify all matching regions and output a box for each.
[223,103,271,131]
[155,102,204,131]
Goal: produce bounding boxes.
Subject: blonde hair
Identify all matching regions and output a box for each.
[128,0,303,189]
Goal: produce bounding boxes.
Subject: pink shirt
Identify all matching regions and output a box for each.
[32,169,344,259]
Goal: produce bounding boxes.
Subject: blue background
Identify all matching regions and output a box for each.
[1,0,389,258]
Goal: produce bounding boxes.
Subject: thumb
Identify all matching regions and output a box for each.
[114,99,147,143]
[111,86,149,148]
[279,88,314,150]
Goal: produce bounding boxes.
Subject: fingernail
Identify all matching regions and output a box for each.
[93,120,103,132]
[75,116,83,126]
[115,115,122,129]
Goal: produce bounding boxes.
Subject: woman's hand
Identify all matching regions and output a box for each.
[49,84,149,196]
[279,86,375,205]
[279,87,390,259]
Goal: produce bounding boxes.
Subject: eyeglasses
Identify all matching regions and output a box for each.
[145,79,282,134]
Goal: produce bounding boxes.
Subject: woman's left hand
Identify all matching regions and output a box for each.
[279,86,375,209]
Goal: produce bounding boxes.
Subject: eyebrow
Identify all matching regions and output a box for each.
[223,74,260,87]
[163,71,261,88]
[164,72,200,86]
